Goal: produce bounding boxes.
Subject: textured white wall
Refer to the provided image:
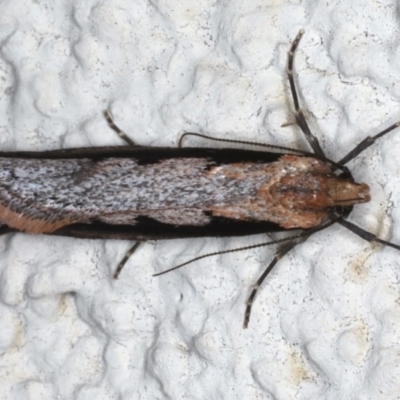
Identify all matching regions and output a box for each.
[1,1,400,399]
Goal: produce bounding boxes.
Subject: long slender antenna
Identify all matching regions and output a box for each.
[153,233,307,277]
[178,132,311,155]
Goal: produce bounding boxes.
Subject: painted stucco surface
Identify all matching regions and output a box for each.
[1,1,400,399]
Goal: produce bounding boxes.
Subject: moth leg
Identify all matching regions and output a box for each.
[243,235,309,329]
[113,242,142,279]
[103,110,139,147]
[338,121,400,165]
[287,30,326,159]
[103,110,143,278]
[338,218,400,251]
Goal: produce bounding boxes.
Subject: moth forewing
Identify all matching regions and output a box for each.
[0,31,399,329]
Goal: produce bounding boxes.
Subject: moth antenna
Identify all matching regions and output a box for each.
[153,218,339,277]
[338,218,400,251]
[178,132,310,155]
[153,234,308,277]
[103,110,139,147]
[338,121,400,165]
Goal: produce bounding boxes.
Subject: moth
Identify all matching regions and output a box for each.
[0,30,399,328]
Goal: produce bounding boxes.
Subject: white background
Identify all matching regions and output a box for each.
[1,1,400,399]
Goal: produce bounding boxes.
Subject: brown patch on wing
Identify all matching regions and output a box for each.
[0,202,77,234]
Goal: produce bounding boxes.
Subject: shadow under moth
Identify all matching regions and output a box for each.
[1,31,399,328]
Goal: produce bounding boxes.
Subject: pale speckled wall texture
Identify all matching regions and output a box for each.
[1,0,400,399]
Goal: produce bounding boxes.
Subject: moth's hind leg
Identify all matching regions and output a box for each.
[103,110,139,147]
[113,242,143,279]
[287,30,326,159]
[103,110,143,278]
